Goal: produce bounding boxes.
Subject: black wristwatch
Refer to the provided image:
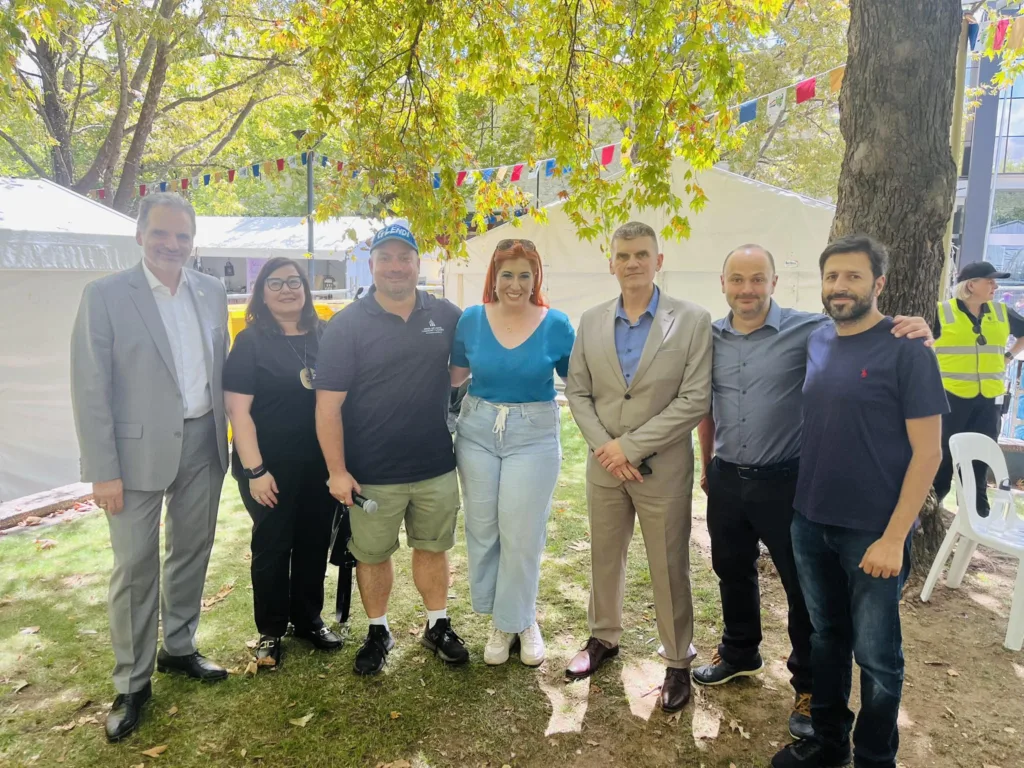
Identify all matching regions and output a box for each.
[242,464,267,479]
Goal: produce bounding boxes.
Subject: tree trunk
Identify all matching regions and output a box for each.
[34,38,74,186]
[829,0,961,576]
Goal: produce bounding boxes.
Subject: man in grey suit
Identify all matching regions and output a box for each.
[71,193,230,742]
[565,221,712,714]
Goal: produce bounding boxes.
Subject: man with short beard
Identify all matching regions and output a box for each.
[695,246,930,742]
[314,221,469,676]
[771,235,947,768]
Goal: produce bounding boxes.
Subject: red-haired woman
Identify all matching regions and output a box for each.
[449,239,575,667]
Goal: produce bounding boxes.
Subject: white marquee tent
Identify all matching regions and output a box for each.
[0,177,140,501]
[446,163,836,327]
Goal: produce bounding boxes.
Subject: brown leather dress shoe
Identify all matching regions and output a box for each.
[565,637,619,680]
[661,667,692,713]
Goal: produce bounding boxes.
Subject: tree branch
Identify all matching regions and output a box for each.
[202,94,268,164]
[0,129,48,178]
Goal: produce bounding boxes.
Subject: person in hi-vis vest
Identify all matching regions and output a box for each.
[932,261,1024,515]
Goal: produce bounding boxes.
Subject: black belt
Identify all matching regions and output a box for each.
[715,457,799,480]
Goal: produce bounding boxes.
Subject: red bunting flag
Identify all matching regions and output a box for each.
[456,170,467,187]
[600,144,616,166]
[228,169,236,183]
[139,184,147,197]
[995,17,1011,50]
[97,189,105,199]
[276,158,285,171]
[336,161,344,172]
[796,77,816,104]
[181,177,189,190]
[510,163,525,182]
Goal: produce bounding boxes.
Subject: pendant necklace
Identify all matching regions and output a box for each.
[285,334,314,389]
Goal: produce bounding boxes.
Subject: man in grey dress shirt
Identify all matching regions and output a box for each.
[694,244,930,742]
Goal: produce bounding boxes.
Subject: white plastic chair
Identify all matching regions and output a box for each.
[921,432,1024,651]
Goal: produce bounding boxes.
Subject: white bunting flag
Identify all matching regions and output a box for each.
[767,90,786,124]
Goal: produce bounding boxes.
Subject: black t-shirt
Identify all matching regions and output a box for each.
[313,288,462,485]
[223,325,323,477]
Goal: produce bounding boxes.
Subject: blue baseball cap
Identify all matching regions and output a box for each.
[371,221,419,254]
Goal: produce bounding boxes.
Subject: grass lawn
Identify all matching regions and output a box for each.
[0,418,814,767]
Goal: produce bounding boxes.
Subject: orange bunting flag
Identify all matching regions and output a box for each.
[261,160,272,175]
[1009,18,1024,51]
[829,67,845,93]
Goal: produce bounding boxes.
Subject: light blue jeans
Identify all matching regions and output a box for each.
[455,394,562,633]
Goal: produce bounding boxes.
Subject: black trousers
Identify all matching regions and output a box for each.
[706,457,813,695]
[237,459,335,637]
[933,394,1001,515]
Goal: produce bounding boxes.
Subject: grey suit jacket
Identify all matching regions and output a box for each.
[70,262,229,491]
[565,291,712,498]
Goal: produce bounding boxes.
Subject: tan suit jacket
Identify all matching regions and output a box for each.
[565,290,712,498]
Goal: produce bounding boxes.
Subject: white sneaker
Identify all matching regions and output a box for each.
[484,625,515,665]
[519,622,546,667]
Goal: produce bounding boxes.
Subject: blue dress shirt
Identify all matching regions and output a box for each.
[614,285,660,385]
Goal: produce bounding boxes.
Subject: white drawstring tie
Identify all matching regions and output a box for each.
[492,405,510,443]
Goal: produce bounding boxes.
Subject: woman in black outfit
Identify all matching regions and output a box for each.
[224,257,342,667]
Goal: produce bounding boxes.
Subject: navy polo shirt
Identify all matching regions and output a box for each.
[314,287,462,485]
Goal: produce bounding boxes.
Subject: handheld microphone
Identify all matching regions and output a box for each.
[352,493,378,514]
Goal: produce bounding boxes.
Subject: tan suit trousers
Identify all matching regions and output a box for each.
[587,481,696,669]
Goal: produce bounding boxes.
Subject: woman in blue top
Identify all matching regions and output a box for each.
[450,239,575,667]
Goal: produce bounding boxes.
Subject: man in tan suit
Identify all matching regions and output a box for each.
[564,221,712,713]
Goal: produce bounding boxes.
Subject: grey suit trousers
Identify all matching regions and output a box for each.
[106,412,224,694]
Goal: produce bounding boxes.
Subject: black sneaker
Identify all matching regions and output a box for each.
[354,625,395,676]
[692,650,764,686]
[789,693,814,740]
[255,635,282,668]
[771,739,851,768]
[421,618,469,665]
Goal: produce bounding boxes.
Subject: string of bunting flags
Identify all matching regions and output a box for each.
[89,59,882,202]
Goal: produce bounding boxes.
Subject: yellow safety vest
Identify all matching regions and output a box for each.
[935,300,1010,399]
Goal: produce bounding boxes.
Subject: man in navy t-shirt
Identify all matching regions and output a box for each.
[772,235,948,768]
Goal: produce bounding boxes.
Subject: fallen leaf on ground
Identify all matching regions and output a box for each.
[728,719,750,739]
[22,516,43,526]
[256,656,277,667]
[667,710,682,723]
[389,711,401,720]
[12,681,29,693]
[770,741,779,748]
[240,748,247,757]
[51,721,76,732]
[317,674,326,679]
[141,744,168,757]
[19,627,39,635]
[1005,727,1017,734]
[245,639,258,649]
[944,706,955,718]
[946,669,960,677]
[77,629,97,635]
[167,705,178,717]
[201,584,234,611]
[243,661,258,676]
[569,540,590,552]
[289,712,314,727]
[586,740,599,746]
[34,539,57,551]
[408,626,422,636]
[485,688,496,695]
[287,701,297,708]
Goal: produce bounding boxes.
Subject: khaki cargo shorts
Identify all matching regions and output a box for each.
[348,470,460,564]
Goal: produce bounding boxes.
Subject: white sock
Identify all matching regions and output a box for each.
[368,615,389,632]
[427,608,447,628]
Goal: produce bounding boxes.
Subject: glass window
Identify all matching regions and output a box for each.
[1003,137,1024,171]
[1008,100,1024,136]
[1012,75,1024,98]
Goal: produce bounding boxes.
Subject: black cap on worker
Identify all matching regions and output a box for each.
[956,261,1010,282]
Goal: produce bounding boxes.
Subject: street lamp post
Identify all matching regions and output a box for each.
[292,129,316,285]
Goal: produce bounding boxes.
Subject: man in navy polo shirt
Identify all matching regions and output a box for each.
[772,235,947,768]
[314,221,469,675]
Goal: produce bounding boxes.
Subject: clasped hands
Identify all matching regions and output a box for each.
[595,439,644,483]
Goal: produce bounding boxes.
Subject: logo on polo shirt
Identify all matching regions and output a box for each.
[422,318,444,335]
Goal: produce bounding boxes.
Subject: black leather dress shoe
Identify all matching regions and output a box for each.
[661,668,692,713]
[294,626,343,651]
[256,635,282,668]
[156,648,228,682]
[105,682,151,743]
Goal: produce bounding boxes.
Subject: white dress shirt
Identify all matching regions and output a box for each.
[142,261,212,419]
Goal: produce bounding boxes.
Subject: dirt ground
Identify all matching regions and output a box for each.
[684,500,1024,768]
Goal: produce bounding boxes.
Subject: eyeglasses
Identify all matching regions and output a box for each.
[972,322,987,346]
[266,276,303,291]
[496,238,536,251]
